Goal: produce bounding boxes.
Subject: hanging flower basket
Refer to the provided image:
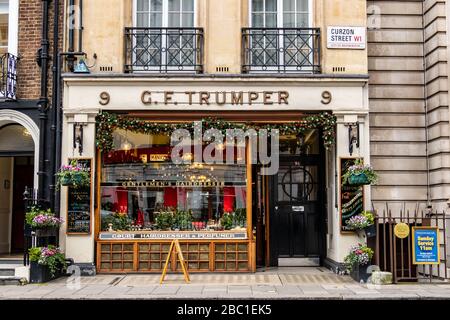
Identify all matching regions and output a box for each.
[342,159,378,186]
[59,176,72,186]
[56,161,90,189]
[348,173,370,185]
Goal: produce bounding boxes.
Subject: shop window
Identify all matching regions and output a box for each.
[100,129,248,233]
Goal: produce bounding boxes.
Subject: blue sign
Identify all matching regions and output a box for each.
[412,227,440,265]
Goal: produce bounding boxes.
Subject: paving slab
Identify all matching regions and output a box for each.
[126,285,158,295]
[152,285,180,295]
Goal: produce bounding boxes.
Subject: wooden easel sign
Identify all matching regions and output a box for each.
[160,239,190,284]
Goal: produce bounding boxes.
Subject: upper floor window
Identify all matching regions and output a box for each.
[0,0,17,100]
[126,0,202,73]
[0,0,9,54]
[243,0,319,74]
[136,0,194,28]
[250,0,311,28]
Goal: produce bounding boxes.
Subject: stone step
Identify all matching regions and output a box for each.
[0,259,23,265]
[0,269,15,277]
[0,276,24,286]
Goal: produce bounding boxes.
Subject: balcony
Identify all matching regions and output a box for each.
[242,28,321,74]
[124,27,204,74]
[0,53,18,100]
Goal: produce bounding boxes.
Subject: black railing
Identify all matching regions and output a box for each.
[0,53,18,100]
[125,27,204,73]
[23,187,51,266]
[242,28,321,74]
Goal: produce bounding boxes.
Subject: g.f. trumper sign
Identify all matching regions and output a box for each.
[100,90,294,106]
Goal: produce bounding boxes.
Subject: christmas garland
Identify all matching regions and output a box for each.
[96,111,337,152]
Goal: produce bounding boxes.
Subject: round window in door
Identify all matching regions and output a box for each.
[279,165,317,202]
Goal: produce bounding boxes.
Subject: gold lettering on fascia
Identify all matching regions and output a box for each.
[140,91,290,106]
[121,181,226,187]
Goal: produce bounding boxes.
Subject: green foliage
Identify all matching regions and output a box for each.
[96,111,337,152]
[101,212,133,231]
[25,207,62,229]
[173,210,193,230]
[220,209,247,230]
[29,246,67,277]
[56,160,90,189]
[342,159,378,185]
[344,243,374,271]
[234,208,247,227]
[155,210,175,230]
[220,212,234,230]
[346,211,375,230]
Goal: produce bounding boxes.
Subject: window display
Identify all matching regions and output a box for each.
[100,130,248,234]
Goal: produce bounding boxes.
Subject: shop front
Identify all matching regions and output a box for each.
[60,76,370,274]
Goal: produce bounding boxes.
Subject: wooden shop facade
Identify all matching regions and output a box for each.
[60,76,370,274]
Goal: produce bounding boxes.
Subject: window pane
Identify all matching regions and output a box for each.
[136,13,149,27]
[168,13,180,27]
[150,13,162,27]
[137,0,149,11]
[266,0,277,12]
[265,13,277,27]
[182,0,194,11]
[297,0,308,12]
[182,13,194,27]
[283,13,295,27]
[252,13,264,27]
[297,13,308,27]
[252,0,263,12]
[283,0,295,12]
[150,0,163,11]
[169,0,181,11]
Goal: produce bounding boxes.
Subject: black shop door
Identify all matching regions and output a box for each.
[269,156,325,266]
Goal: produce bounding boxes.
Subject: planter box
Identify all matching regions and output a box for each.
[59,176,72,186]
[348,173,370,185]
[30,262,61,284]
[34,228,58,237]
[364,224,377,238]
[350,264,372,283]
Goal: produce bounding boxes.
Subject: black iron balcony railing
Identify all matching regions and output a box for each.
[242,28,321,74]
[0,53,18,100]
[125,27,204,73]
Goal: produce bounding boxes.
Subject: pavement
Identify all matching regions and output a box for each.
[1,267,450,300]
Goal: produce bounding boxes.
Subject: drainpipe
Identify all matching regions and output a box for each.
[67,0,76,70]
[78,0,83,52]
[37,0,51,201]
[51,0,61,216]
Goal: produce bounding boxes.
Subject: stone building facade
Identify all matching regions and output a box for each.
[368,0,450,213]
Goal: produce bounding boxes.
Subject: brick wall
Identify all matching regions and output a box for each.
[17,0,63,101]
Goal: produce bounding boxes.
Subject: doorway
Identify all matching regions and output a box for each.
[0,122,36,254]
[268,131,326,267]
[10,156,34,252]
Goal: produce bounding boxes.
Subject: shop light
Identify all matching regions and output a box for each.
[73,123,84,156]
[121,140,132,151]
[22,128,31,137]
[346,122,360,156]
